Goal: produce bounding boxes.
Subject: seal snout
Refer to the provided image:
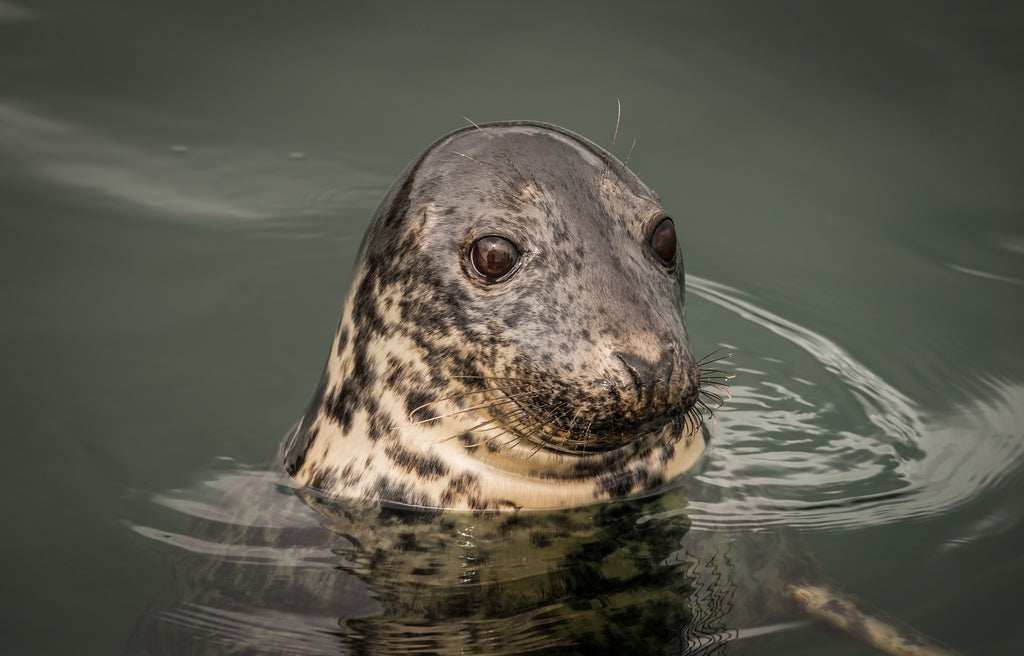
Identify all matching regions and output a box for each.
[614,350,676,406]
[613,347,699,419]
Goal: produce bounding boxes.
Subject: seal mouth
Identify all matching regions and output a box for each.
[449,350,732,456]
[470,382,699,456]
[532,416,681,455]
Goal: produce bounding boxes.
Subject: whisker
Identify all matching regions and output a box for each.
[699,390,726,407]
[683,406,705,435]
[698,349,734,366]
[695,398,719,424]
[444,374,538,385]
[407,391,540,426]
[462,116,529,186]
[405,383,533,419]
[610,98,622,159]
[433,393,546,449]
[700,382,733,394]
[560,407,587,448]
[694,348,734,423]
[525,402,575,456]
[503,398,567,451]
[436,416,510,443]
[623,137,637,170]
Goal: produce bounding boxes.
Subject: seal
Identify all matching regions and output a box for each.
[130,122,962,656]
[282,121,725,510]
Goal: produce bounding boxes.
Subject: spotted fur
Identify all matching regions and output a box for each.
[283,122,712,510]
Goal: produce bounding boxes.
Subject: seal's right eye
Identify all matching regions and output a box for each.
[469,235,520,282]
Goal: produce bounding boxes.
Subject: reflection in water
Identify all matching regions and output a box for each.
[129,468,823,655]
[0,103,387,222]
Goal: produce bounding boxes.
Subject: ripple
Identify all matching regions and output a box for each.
[127,524,337,568]
[156,604,345,656]
[945,263,1024,288]
[0,1,36,22]
[687,275,1024,531]
[0,102,388,222]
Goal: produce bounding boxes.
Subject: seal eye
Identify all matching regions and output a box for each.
[649,217,677,266]
[469,235,520,282]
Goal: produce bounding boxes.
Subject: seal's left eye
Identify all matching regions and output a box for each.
[649,217,677,266]
[469,235,520,282]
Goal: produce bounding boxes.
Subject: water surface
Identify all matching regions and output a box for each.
[1,1,1022,654]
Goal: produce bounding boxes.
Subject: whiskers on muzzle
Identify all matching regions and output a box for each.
[401,356,734,457]
[691,348,735,428]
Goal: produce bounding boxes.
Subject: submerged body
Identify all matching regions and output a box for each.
[128,464,958,656]
[129,465,821,655]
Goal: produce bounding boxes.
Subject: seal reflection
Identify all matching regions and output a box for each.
[302,485,809,655]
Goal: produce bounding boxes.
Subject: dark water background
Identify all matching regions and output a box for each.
[1,1,1022,654]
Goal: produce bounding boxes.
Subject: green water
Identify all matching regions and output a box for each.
[1,1,1022,654]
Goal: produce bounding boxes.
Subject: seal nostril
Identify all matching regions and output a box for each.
[614,349,679,405]
[615,352,646,397]
[659,347,676,383]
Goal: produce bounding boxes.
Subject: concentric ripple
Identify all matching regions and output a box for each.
[686,275,1024,531]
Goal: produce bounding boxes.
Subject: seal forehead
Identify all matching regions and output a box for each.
[416,122,659,205]
[403,125,663,255]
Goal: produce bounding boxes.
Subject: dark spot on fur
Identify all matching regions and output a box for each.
[339,463,362,486]
[598,469,639,498]
[385,356,411,388]
[405,390,437,423]
[325,382,356,433]
[373,475,410,504]
[595,464,664,499]
[309,466,337,491]
[368,413,394,442]
[349,339,376,389]
[364,395,380,423]
[336,327,349,356]
[385,442,449,480]
[440,472,481,508]
[501,311,520,329]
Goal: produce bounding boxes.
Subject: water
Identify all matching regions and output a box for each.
[1,1,1022,654]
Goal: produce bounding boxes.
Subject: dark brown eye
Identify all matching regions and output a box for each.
[469,235,520,281]
[649,217,677,266]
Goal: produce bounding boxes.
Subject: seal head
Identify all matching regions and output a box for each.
[283,121,708,510]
